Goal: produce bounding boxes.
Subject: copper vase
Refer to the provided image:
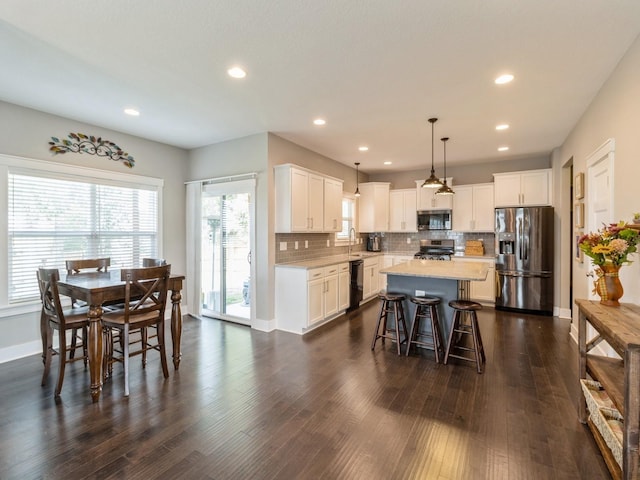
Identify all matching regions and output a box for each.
[595,264,623,306]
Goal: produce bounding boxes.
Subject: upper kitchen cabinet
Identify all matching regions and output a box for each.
[358,182,390,232]
[493,169,552,207]
[275,164,343,233]
[415,178,453,210]
[323,177,343,232]
[452,183,494,232]
[389,188,417,232]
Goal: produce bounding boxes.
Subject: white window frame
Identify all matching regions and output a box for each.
[0,153,163,318]
[335,193,358,246]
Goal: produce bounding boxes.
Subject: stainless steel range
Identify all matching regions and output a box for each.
[414,239,455,261]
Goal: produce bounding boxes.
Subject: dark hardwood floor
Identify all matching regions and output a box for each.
[0,302,610,479]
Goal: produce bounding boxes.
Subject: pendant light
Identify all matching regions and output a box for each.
[354,162,361,197]
[435,137,455,195]
[422,117,443,189]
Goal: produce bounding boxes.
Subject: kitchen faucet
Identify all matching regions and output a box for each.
[348,227,356,256]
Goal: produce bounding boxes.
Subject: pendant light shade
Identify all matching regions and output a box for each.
[422,117,443,189]
[354,162,360,197]
[435,137,454,195]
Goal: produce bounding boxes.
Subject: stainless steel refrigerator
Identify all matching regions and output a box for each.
[495,206,554,315]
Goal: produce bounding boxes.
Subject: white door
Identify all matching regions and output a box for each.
[587,139,615,300]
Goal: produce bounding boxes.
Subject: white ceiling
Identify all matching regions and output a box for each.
[1,1,640,173]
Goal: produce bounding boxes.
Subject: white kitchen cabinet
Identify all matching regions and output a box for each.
[379,255,394,292]
[454,257,495,304]
[389,189,417,232]
[274,164,343,233]
[338,263,350,311]
[276,262,350,334]
[323,177,343,232]
[363,256,380,300]
[415,178,453,211]
[307,272,325,325]
[493,169,551,207]
[358,182,390,232]
[452,183,494,232]
[323,265,340,318]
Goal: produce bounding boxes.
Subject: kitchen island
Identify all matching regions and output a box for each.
[380,259,489,348]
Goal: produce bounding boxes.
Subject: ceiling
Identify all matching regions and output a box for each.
[2,1,640,173]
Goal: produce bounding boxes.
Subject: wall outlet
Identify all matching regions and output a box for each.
[279,241,287,251]
[327,239,330,247]
[406,238,411,244]
[305,240,309,248]
[294,241,299,250]
[415,290,425,297]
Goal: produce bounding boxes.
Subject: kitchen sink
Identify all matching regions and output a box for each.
[348,252,379,258]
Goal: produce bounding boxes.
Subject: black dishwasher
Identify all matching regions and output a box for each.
[347,259,364,312]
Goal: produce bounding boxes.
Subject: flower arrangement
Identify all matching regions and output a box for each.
[578,221,639,267]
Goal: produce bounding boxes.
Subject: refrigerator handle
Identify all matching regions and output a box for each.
[518,219,524,260]
[524,212,529,261]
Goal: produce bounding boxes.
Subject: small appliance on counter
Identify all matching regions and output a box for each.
[367,234,381,252]
[414,239,454,260]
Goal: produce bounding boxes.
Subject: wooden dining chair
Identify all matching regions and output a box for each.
[37,268,90,397]
[64,258,111,359]
[65,258,110,276]
[102,265,171,396]
[142,258,167,267]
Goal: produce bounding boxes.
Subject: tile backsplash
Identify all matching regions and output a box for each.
[275,233,366,263]
[383,231,495,256]
[275,231,494,263]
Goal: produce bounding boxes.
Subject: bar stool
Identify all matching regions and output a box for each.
[371,292,408,355]
[443,300,485,373]
[406,296,444,362]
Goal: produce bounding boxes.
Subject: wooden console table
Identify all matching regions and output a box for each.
[577,299,640,480]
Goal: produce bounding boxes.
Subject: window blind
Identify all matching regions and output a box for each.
[8,171,159,303]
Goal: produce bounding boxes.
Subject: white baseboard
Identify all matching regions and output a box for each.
[252,317,276,332]
[0,339,43,364]
[555,306,572,319]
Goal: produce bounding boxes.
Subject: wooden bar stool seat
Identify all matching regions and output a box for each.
[444,299,486,373]
[371,292,408,355]
[406,296,444,362]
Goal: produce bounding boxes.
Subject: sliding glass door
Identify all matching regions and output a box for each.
[200,180,252,324]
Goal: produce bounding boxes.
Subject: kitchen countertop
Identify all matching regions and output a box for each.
[275,251,494,270]
[380,258,489,281]
[275,252,383,269]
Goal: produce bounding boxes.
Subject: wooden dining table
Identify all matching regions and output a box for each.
[56,270,185,402]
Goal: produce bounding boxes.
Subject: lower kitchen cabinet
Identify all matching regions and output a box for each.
[276,263,349,334]
[338,263,350,311]
[363,256,380,300]
[454,257,495,304]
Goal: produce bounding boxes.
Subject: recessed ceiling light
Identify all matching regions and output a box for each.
[498,146,509,152]
[358,146,369,152]
[124,108,140,116]
[383,161,392,165]
[496,124,509,130]
[495,74,514,85]
[313,118,326,126]
[227,66,247,79]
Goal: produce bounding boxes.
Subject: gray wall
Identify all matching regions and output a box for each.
[187,133,270,324]
[553,33,640,318]
[368,154,550,188]
[0,101,189,358]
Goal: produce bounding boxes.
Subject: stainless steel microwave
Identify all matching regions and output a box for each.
[417,209,452,230]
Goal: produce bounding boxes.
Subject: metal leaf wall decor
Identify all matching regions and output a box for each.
[49,132,135,168]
